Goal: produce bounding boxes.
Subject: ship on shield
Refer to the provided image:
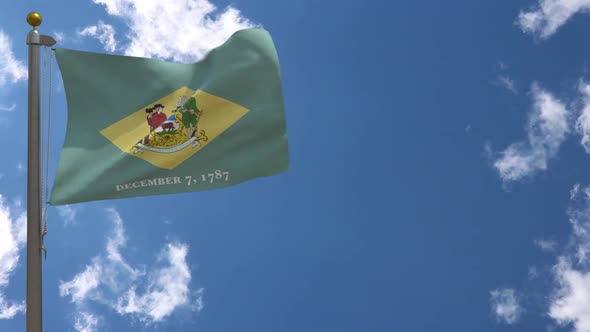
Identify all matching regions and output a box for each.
[132,96,208,154]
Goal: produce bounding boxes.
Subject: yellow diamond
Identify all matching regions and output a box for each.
[100,87,249,170]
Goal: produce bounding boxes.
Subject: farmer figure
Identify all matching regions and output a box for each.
[147,103,167,130]
[141,107,154,144]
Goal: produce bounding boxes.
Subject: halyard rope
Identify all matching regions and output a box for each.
[40,47,54,260]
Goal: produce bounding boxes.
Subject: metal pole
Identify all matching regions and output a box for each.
[25,12,55,332]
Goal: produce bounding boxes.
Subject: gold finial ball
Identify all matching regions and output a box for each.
[26,12,42,27]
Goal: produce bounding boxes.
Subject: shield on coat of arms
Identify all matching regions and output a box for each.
[133,114,208,154]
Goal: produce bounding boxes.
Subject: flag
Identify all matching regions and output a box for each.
[50,28,288,205]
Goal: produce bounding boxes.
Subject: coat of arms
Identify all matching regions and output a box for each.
[132,96,209,154]
[100,87,249,170]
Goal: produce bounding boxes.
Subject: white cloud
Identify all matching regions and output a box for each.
[60,208,203,328]
[0,295,24,319]
[546,185,590,331]
[57,205,79,225]
[517,0,590,39]
[114,244,200,323]
[549,258,590,332]
[490,288,522,324]
[536,239,559,252]
[490,185,590,330]
[497,75,518,95]
[0,104,15,112]
[572,183,582,199]
[16,161,23,173]
[575,82,590,153]
[0,195,26,319]
[0,30,26,86]
[60,264,102,304]
[90,0,255,62]
[53,32,66,44]
[74,311,98,332]
[567,193,590,265]
[60,209,143,305]
[493,84,570,182]
[79,21,117,52]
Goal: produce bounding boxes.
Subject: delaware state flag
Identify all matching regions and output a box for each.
[50,28,289,205]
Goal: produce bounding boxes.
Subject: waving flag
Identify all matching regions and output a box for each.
[50,28,288,205]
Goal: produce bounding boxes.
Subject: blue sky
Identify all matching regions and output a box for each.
[3,0,590,331]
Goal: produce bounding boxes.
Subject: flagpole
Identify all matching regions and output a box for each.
[26,12,55,332]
